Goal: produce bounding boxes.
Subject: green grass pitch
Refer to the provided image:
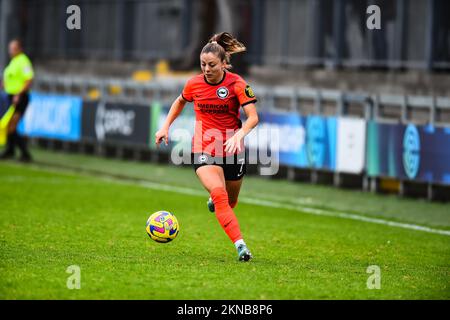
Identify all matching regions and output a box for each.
[0,149,449,299]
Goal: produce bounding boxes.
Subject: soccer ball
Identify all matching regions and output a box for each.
[146,211,179,243]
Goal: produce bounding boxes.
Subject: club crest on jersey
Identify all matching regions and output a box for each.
[198,154,208,163]
[216,87,229,99]
[245,85,255,98]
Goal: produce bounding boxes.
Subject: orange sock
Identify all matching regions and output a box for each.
[210,187,242,243]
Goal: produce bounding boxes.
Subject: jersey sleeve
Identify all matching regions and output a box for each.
[21,57,34,80]
[181,78,194,102]
[234,77,257,107]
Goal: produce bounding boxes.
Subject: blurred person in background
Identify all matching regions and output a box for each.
[155,32,259,262]
[0,39,34,162]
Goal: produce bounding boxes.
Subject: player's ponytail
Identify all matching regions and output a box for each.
[201,32,246,69]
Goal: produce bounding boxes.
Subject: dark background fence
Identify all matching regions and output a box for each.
[1,0,449,72]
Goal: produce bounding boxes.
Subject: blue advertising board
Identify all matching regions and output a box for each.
[246,111,336,170]
[17,92,82,141]
[367,121,450,184]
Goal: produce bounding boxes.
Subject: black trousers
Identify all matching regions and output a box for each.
[4,93,30,157]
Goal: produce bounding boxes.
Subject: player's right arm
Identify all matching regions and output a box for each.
[155,95,187,147]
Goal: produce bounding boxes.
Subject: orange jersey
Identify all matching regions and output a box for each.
[182,71,257,157]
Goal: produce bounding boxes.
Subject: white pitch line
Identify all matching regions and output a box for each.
[8,161,450,237]
[121,178,450,237]
[238,197,450,237]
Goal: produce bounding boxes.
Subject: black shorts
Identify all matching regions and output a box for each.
[192,152,247,181]
[8,93,30,115]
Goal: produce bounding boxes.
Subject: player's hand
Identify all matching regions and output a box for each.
[12,95,20,106]
[155,127,169,147]
[224,130,244,154]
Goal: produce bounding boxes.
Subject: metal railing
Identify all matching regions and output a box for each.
[29,73,450,201]
[33,73,450,126]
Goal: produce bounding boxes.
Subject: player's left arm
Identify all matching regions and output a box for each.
[13,62,34,106]
[224,78,259,153]
[224,103,259,154]
[238,103,259,137]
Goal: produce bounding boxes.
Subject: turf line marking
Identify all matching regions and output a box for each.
[239,198,450,237]
[7,161,450,237]
[125,178,450,237]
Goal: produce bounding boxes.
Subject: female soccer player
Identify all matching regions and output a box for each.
[155,32,259,261]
